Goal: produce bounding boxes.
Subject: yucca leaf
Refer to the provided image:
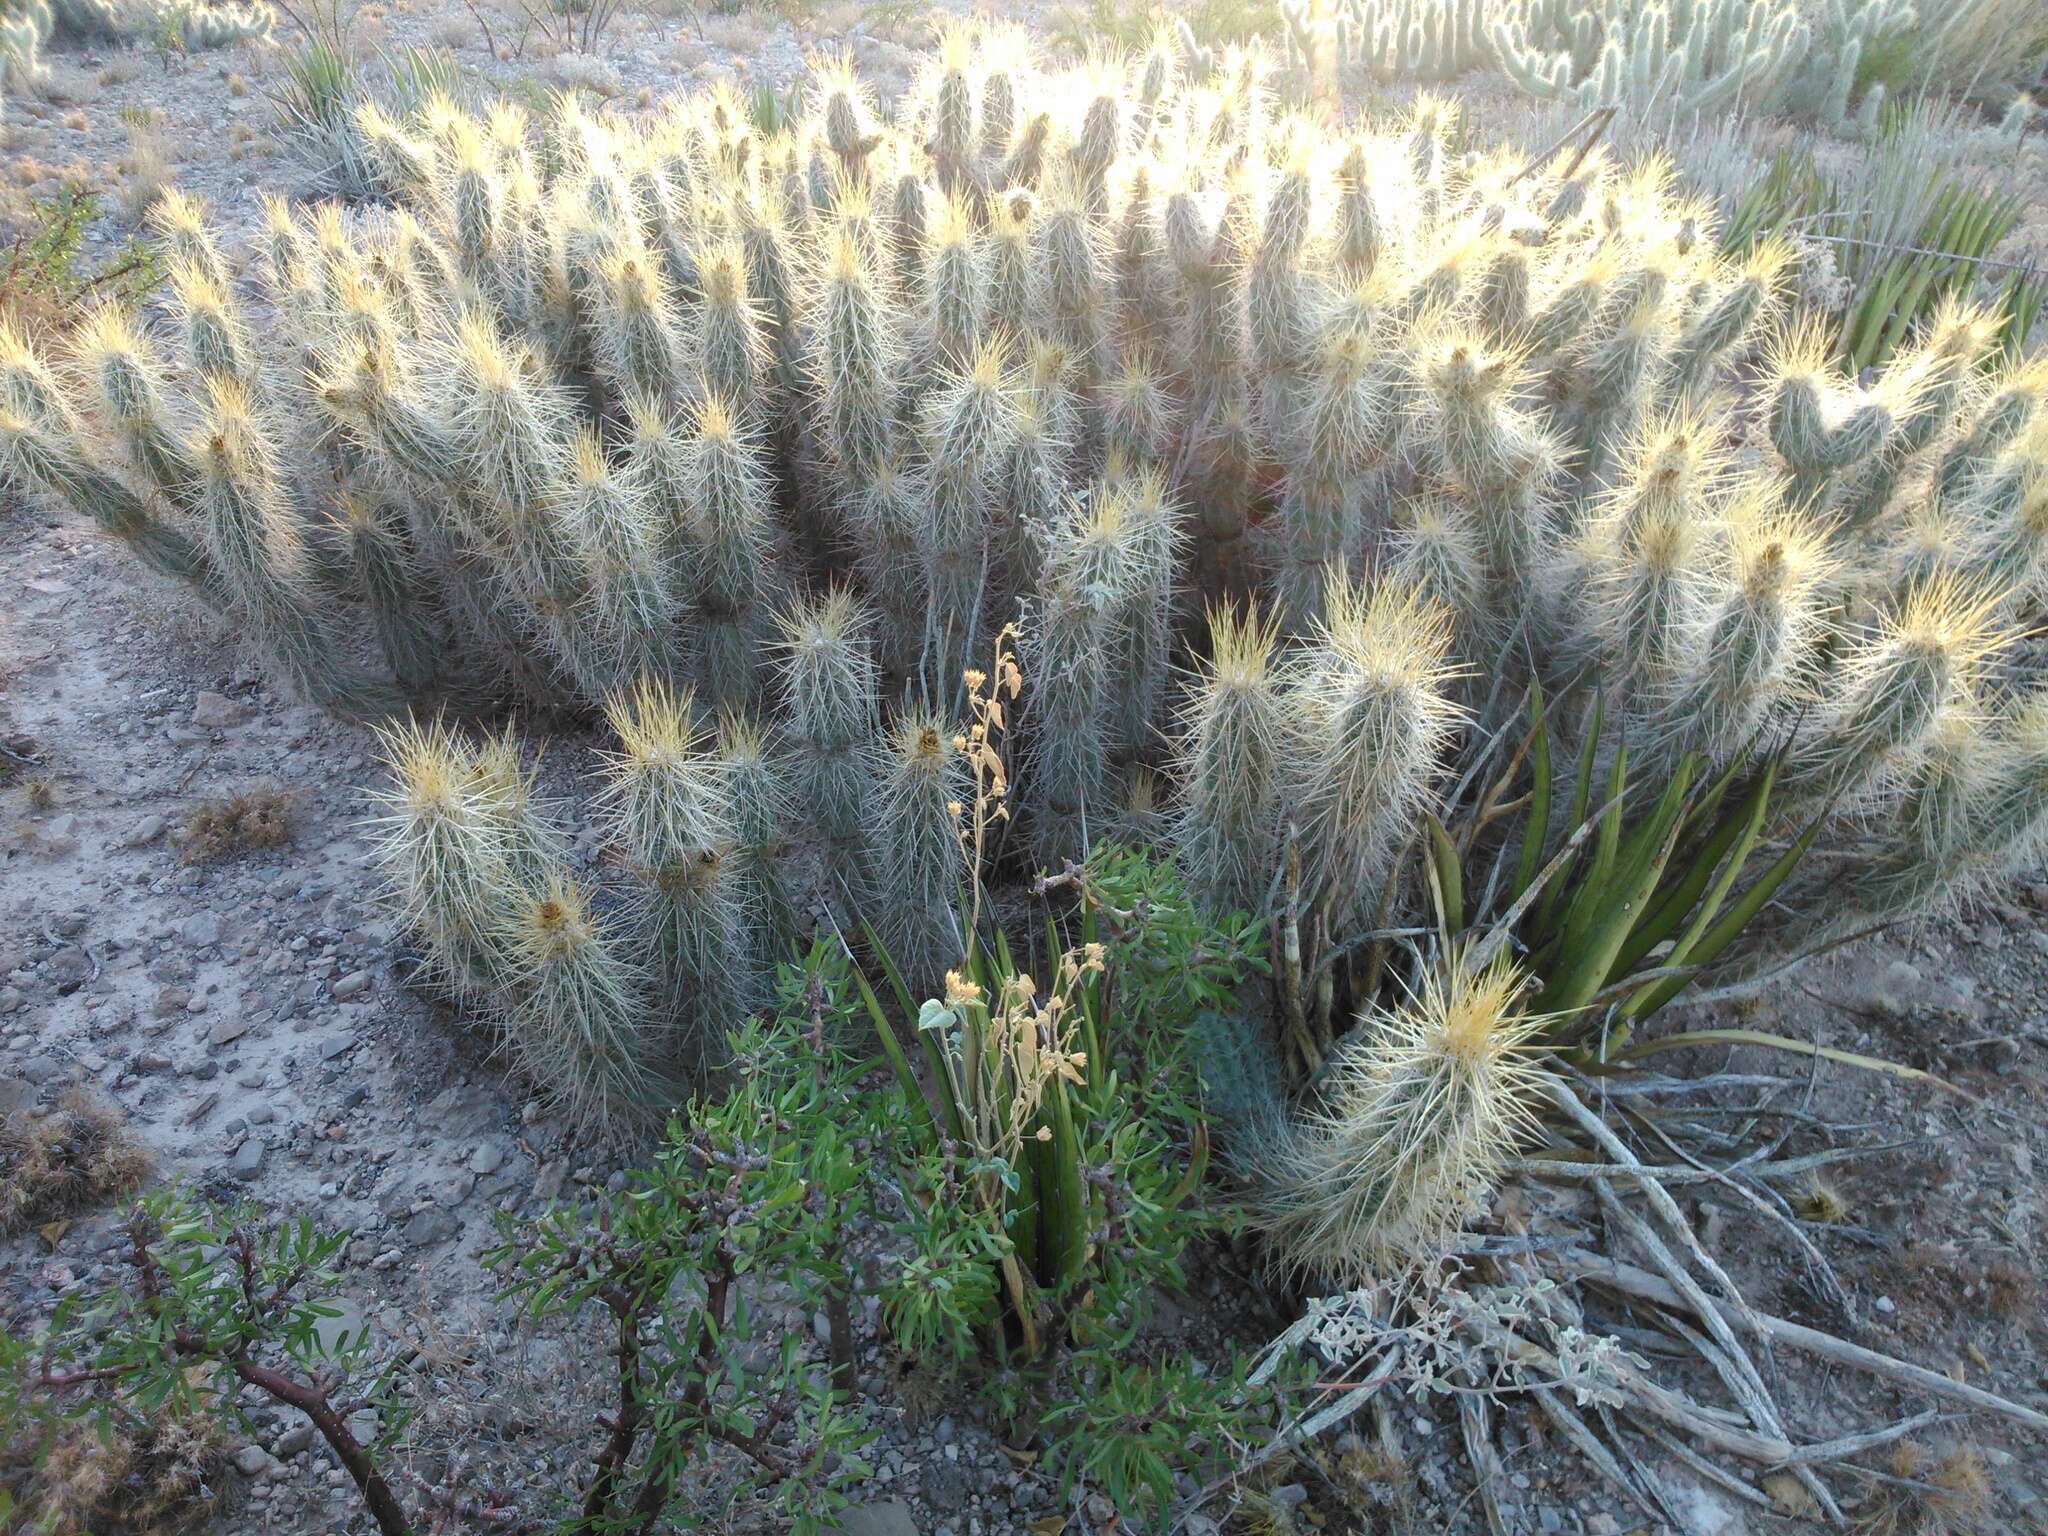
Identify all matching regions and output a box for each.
[858,917,960,1143]
[1510,679,1550,904]
[1616,757,1761,975]
[1534,693,1603,940]
[1426,813,1463,936]
[1539,756,1691,1019]
[845,941,943,1148]
[1622,808,1821,1018]
[1611,1028,1968,1097]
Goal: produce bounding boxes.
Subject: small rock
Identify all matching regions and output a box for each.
[181,912,224,948]
[233,1444,276,1478]
[404,1207,459,1248]
[841,1502,919,1536]
[209,1016,251,1047]
[468,1143,506,1175]
[319,1034,355,1061]
[273,1425,314,1457]
[192,691,252,728]
[332,969,372,1001]
[124,815,167,848]
[230,1139,266,1180]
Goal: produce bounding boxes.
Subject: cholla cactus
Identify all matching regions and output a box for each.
[1487,0,1906,130]
[1247,958,1544,1281]
[11,34,2042,1179]
[600,677,747,1066]
[1286,0,1496,84]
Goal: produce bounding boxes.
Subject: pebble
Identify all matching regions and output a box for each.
[192,690,252,728]
[233,1444,277,1478]
[841,1501,920,1536]
[332,969,372,1001]
[230,1138,266,1179]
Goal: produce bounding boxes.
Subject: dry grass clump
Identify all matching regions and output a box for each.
[6,1406,228,1535]
[1861,1441,1994,1535]
[180,784,293,862]
[0,1088,152,1237]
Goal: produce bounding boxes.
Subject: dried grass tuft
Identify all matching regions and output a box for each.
[181,784,293,862]
[0,1088,152,1237]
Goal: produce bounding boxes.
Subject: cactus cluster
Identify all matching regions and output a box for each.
[7,36,2048,1216]
[1282,0,1496,84]
[1490,0,1923,130]
[0,0,270,97]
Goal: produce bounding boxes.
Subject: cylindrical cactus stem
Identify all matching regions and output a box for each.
[1176,601,1284,913]
[189,377,394,714]
[1896,709,1993,871]
[685,392,776,712]
[164,256,259,393]
[1765,319,1901,510]
[889,163,929,300]
[1406,328,1560,606]
[1664,236,1789,398]
[810,223,898,486]
[74,302,202,515]
[1575,402,1726,694]
[1248,142,1315,433]
[873,710,970,990]
[1659,482,1833,761]
[1109,166,1169,353]
[1281,573,1459,936]
[370,718,520,996]
[1794,572,2009,805]
[813,52,882,185]
[562,428,675,697]
[922,189,984,373]
[1109,465,1185,762]
[1842,300,2000,530]
[985,185,1037,339]
[1104,352,1177,465]
[148,188,231,293]
[919,335,1019,706]
[1332,139,1383,283]
[1034,167,1108,390]
[1245,959,1542,1283]
[1935,356,2046,505]
[716,710,804,980]
[691,236,768,418]
[1276,328,1394,627]
[0,323,215,589]
[601,676,748,1071]
[1972,691,2048,864]
[844,455,929,682]
[499,873,664,1134]
[777,590,882,921]
[335,491,446,696]
[1957,432,2048,604]
[590,248,689,413]
[622,392,698,611]
[927,23,977,199]
[1386,492,1487,660]
[1026,478,1144,867]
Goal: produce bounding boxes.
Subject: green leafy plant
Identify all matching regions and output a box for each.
[489,1010,876,1535]
[5,1190,415,1535]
